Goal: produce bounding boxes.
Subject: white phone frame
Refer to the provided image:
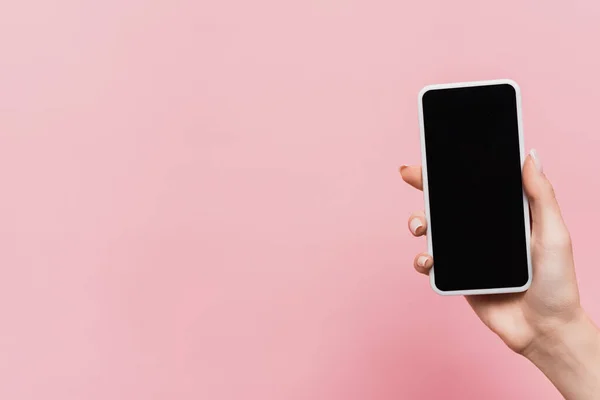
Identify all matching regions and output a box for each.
[418,79,533,296]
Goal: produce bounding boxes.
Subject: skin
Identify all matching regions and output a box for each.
[400,150,600,399]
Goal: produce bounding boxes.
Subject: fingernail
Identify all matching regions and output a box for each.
[410,218,423,235]
[530,149,543,173]
[417,256,429,268]
[399,165,408,173]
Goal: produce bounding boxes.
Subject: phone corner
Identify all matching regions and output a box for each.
[499,79,521,94]
[518,274,533,293]
[429,273,448,296]
[508,274,533,294]
[418,85,433,103]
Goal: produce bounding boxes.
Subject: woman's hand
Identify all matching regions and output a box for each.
[400,150,582,354]
[401,149,600,399]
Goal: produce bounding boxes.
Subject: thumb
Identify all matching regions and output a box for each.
[522,149,570,249]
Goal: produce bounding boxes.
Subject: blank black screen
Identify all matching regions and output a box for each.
[422,84,529,292]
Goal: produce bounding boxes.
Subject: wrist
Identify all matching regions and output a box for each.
[523,308,600,399]
[523,308,596,360]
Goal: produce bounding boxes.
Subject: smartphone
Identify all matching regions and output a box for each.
[418,79,532,296]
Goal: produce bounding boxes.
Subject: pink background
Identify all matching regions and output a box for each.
[1,0,600,399]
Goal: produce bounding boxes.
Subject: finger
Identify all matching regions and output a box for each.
[408,211,427,236]
[399,165,423,191]
[522,149,571,250]
[413,253,433,275]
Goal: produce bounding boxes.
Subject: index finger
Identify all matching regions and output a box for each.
[399,165,423,191]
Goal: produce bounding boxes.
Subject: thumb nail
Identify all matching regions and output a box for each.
[530,149,543,173]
